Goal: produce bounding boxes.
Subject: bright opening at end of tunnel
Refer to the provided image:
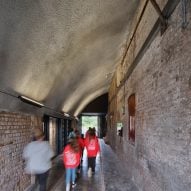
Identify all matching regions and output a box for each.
[81,116,98,136]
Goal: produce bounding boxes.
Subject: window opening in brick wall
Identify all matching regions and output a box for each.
[128,94,135,143]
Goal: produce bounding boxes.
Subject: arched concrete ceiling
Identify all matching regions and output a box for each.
[0,0,140,117]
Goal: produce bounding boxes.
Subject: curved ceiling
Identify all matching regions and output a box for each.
[0,0,140,117]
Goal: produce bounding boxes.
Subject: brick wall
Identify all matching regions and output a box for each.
[0,111,42,191]
[108,1,191,191]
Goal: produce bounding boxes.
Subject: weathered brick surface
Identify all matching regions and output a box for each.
[0,111,42,191]
[108,1,191,191]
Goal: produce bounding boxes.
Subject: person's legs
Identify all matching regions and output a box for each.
[81,149,84,162]
[36,171,49,191]
[71,168,76,183]
[88,157,91,169]
[77,164,80,173]
[66,168,72,191]
[71,168,77,188]
[88,157,96,171]
[87,157,93,177]
[91,157,96,173]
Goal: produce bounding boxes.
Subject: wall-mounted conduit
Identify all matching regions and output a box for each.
[181,0,189,28]
[0,89,74,119]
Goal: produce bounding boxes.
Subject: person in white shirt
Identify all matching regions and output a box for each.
[23,129,54,191]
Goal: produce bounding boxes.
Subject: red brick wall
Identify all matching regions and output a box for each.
[108,1,191,191]
[0,111,42,191]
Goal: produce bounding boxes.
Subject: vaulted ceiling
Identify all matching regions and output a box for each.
[0,0,140,117]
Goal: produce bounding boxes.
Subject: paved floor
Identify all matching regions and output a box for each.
[49,150,103,191]
[47,139,138,191]
[100,141,138,191]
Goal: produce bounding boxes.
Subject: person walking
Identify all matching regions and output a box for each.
[75,130,85,173]
[63,137,80,191]
[84,128,100,177]
[68,127,77,138]
[85,127,91,138]
[23,129,54,191]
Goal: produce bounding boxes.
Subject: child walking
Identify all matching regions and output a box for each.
[75,130,85,173]
[63,137,80,191]
[84,128,100,177]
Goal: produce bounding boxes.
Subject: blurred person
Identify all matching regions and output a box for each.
[68,127,77,138]
[23,129,54,191]
[85,127,91,138]
[63,137,80,191]
[75,130,85,173]
[84,128,100,177]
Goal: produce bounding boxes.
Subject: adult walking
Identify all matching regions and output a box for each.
[23,129,54,191]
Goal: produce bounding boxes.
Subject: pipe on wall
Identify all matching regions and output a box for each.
[181,0,189,28]
[109,0,181,104]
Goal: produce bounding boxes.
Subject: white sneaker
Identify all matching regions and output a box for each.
[66,183,70,191]
[72,182,76,188]
[88,167,92,177]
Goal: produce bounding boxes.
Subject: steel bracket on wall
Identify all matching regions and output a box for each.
[149,0,168,34]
